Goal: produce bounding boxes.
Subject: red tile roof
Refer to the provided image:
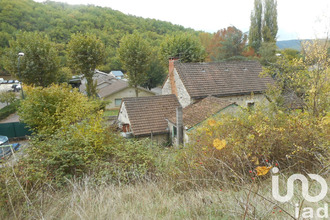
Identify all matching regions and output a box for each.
[122,95,181,136]
[173,61,273,98]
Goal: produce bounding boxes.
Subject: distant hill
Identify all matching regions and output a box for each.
[276,40,311,50]
[0,0,198,73]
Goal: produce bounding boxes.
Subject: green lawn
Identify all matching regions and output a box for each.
[103,109,119,116]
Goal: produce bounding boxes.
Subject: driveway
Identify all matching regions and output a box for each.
[0,113,20,123]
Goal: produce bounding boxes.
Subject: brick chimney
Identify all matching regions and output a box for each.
[169,58,178,96]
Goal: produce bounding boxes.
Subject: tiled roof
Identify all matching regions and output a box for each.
[97,80,129,98]
[123,95,181,136]
[80,74,155,98]
[174,61,273,98]
[167,96,237,129]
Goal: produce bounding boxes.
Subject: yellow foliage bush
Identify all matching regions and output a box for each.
[174,105,329,185]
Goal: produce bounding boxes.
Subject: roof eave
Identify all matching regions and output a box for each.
[191,91,265,100]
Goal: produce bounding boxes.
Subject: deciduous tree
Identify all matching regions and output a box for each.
[67,33,105,97]
[248,0,278,53]
[262,0,278,43]
[4,32,60,87]
[208,26,247,61]
[249,0,263,52]
[160,33,206,63]
[117,33,152,97]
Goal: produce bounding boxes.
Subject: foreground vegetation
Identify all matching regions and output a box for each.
[0,88,328,218]
[0,38,328,219]
[2,175,329,220]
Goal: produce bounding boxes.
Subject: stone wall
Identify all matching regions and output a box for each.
[162,69,191,108]
[193,93,268,108]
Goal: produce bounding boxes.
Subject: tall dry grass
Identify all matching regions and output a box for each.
[2,174,328,220]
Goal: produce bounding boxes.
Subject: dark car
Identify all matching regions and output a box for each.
[8,80,14,84]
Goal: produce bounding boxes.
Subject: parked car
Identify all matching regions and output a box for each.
[11,84,21,92]
[1,80,8,84]
[8,80,14,84]
[0,136,9,145]
[0,143,21,159]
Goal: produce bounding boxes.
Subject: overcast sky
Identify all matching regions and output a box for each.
[34,0,329,41]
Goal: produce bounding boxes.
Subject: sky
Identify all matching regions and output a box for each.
[34,0,330,41]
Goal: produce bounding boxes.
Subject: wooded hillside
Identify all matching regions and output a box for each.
[0,0,197,73]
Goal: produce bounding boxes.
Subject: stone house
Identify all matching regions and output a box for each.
[117,94,181,144]
[162,59,273,108]
[166,96,238,146]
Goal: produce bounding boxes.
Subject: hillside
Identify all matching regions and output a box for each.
[276,39,311,50]
[0,0,197,73]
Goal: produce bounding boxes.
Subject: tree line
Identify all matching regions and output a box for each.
[2,0,318,97]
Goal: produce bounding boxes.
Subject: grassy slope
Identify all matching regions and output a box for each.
[3,175,329,219]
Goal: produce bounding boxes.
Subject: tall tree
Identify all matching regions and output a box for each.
[262,0,278,42]
[249,0,278,52]
[141,51,167,90]
[248,0,263,52]
[67,33,105,97]
[4,32,60,87]
[117,33,152,97]
[160,33,206,63]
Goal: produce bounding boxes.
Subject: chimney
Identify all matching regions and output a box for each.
[176,106,183,146]
[169,58,178,96]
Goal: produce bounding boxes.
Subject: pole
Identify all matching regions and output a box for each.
[18,53,24,99]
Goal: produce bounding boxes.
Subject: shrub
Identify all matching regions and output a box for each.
[0,91,17,106]
[0,101,19,120]
[18,84,101,135]
[174,105,329,186]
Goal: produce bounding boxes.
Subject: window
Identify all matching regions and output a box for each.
[122,124,130,132]
[247,102,255,109]
[115,98,122,106]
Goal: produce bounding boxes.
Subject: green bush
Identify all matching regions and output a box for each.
[0,101,19,120]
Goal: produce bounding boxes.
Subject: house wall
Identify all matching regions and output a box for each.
[117,103,130,126]
[168,121,189,147]
[193,93,268,108]
[168,104,239,147]
[162,69,191,108]
[136,133,169,146]
[104,88,154,109]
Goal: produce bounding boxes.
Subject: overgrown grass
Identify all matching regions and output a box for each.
[1,173,329,219]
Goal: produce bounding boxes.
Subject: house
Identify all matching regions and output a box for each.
[80,71,155,109]
[162,59,273,108]
[117,95,181,144]
[110,70,124,79]
[166,96,238,146]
